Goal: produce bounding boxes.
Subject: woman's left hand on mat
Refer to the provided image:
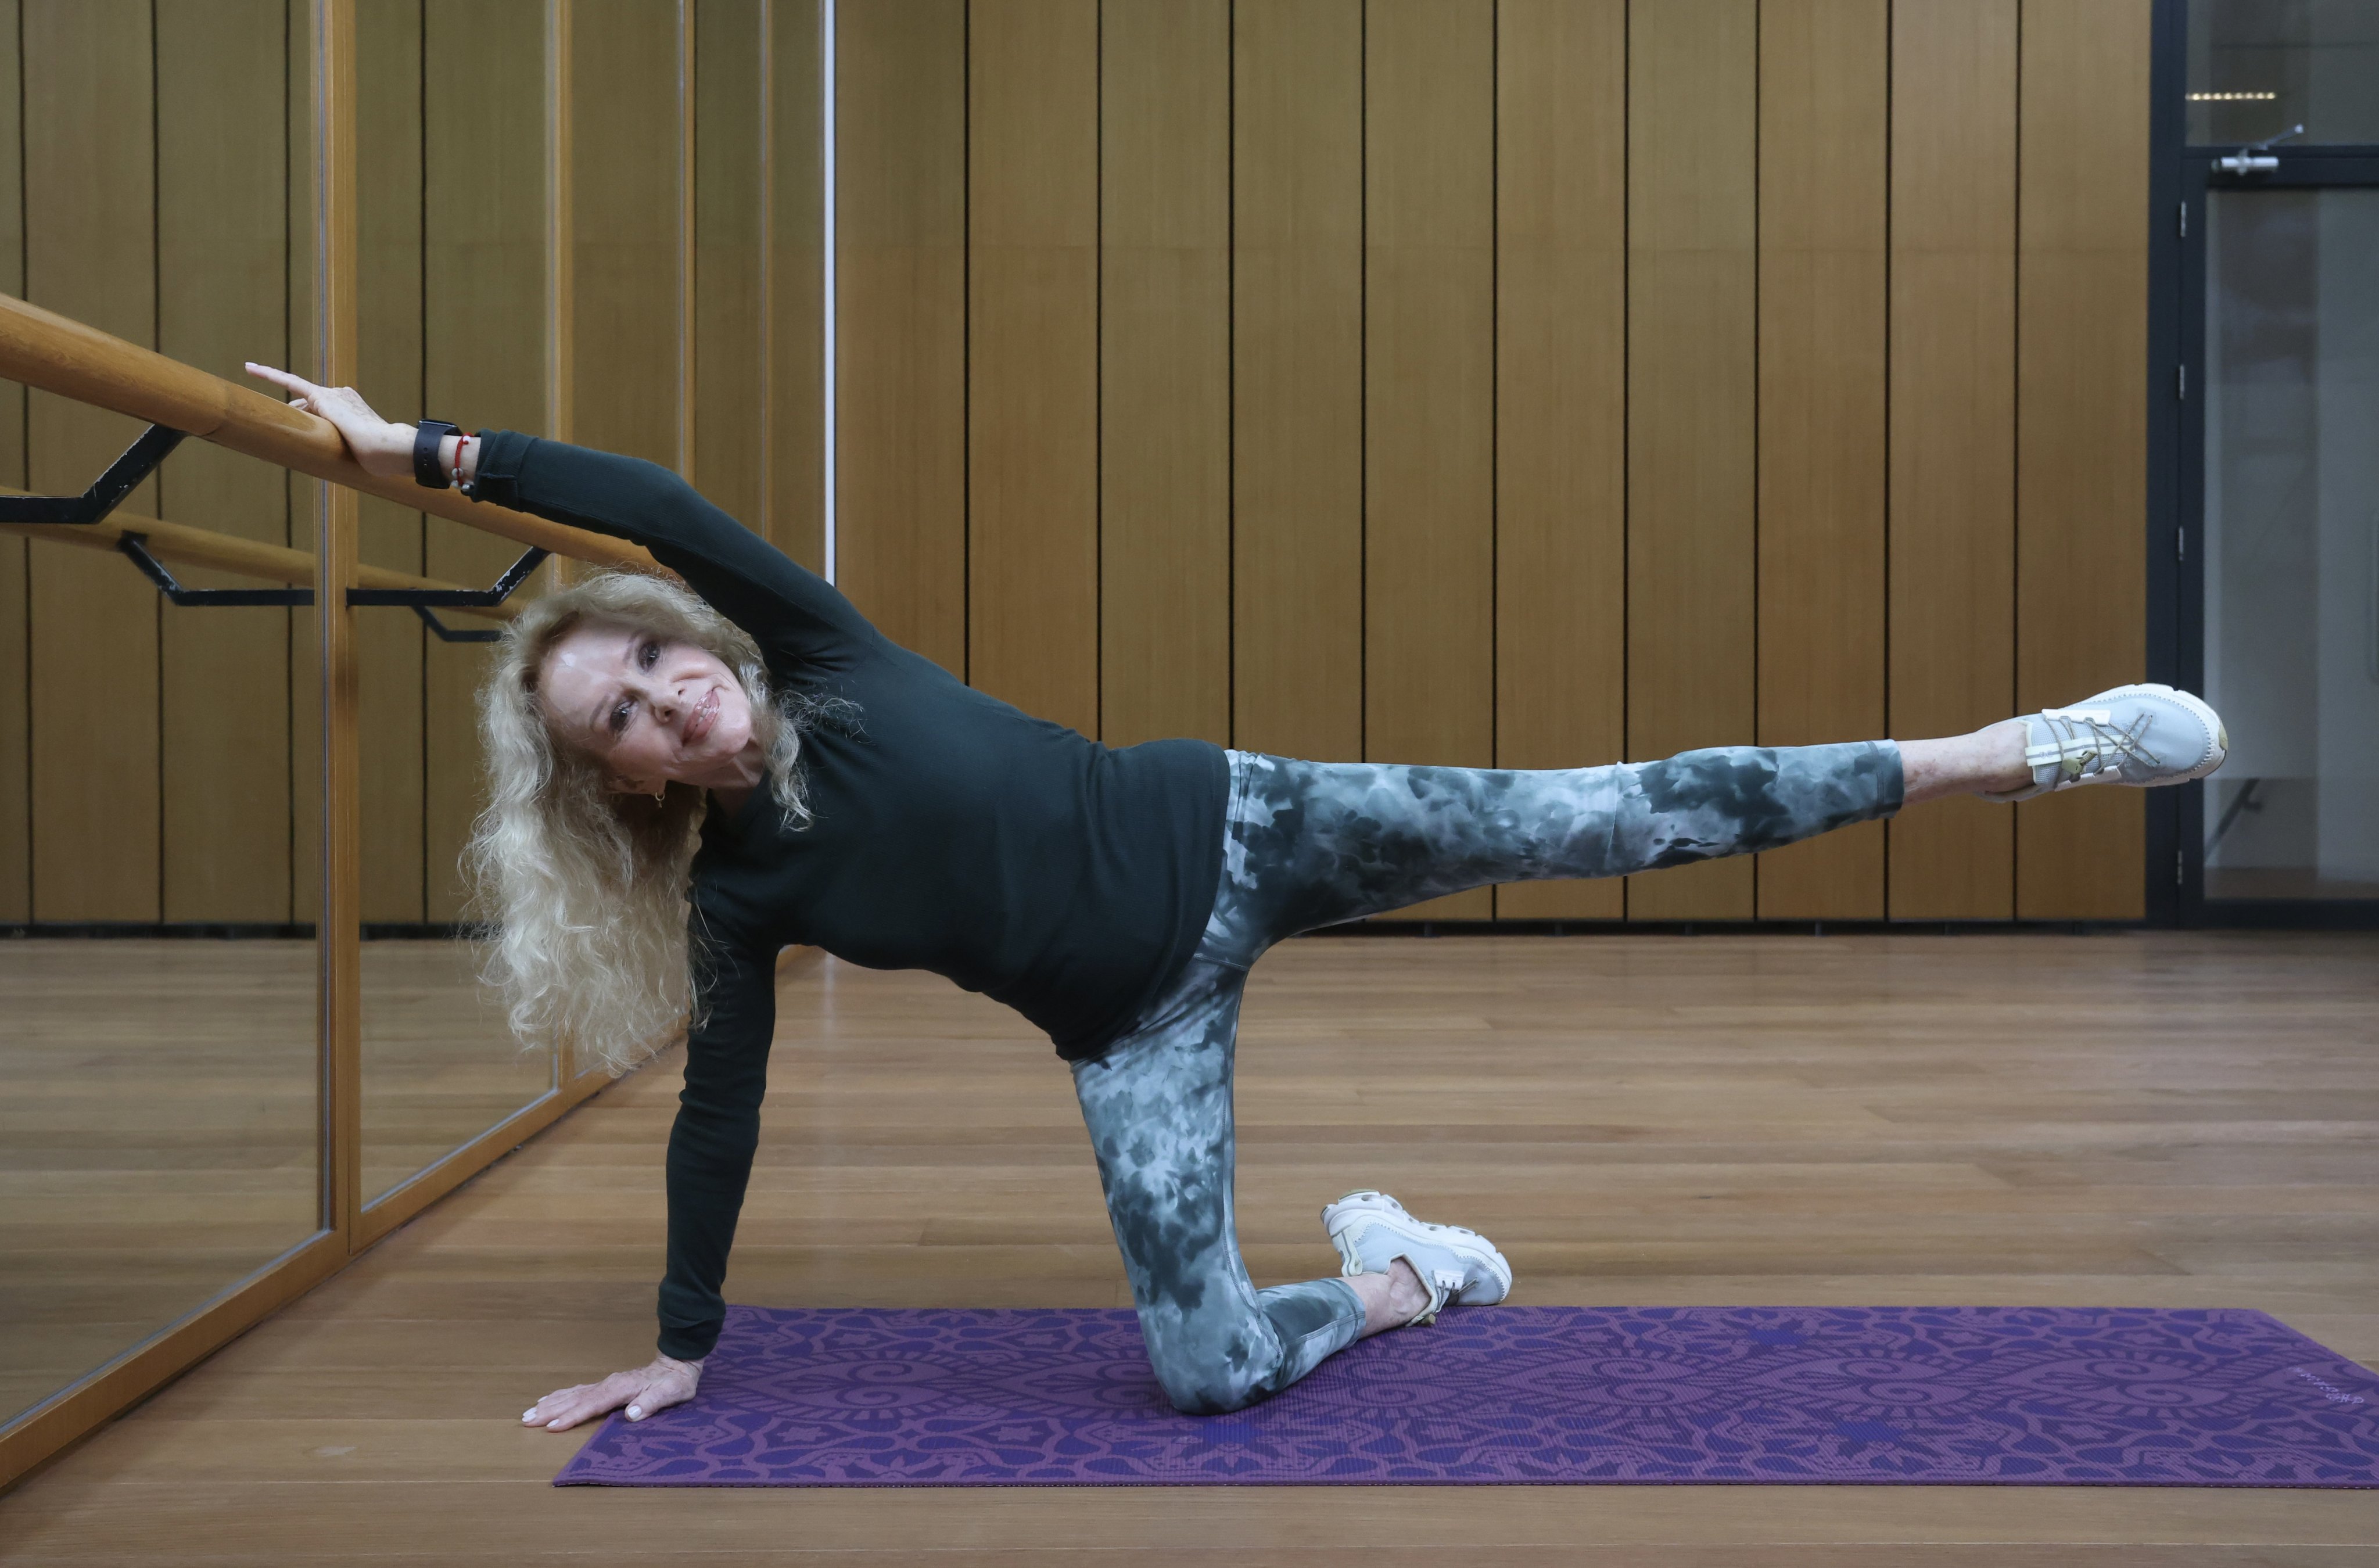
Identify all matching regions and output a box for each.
[521,1353,704,1432]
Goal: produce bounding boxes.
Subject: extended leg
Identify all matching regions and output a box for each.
[1901,684,2227,806]
[1900,720,2031,805]
[1214,741,1904,941]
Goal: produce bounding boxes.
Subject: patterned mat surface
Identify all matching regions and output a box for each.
[554,1305,2379,1487]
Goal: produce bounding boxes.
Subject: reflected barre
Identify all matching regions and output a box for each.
[0,496,522,627]
[0,412,545,639]
[0,290,658,575]
[345,545,548,643]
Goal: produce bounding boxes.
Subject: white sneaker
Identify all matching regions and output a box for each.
[1320,1189,1512,1326]
[1983,683,2228,803]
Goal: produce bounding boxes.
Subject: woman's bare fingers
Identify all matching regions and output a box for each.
[521,1377,620,1430]
[243,362,322,403]
[243,364,378,425]
[245,365,410,478]
[621,1362,699,1423]
[519,1382,587,1427]
[521,1362,699,1433]
[533,1393,607,1431]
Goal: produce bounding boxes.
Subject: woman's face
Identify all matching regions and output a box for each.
[537,620,755,793]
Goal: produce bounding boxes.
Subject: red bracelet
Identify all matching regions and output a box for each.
[452,435,469,488]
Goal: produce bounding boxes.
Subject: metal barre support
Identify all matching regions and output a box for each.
[116,534,313,607]
[0,405,554,641]
[346,546,548,609]
[99,529,542,645]
[349,545,547,644]
[406,605,503,644]
[2,412,543,640]
[0,424,187,524]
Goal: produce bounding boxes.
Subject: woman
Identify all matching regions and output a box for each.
[248,363,2229,1428]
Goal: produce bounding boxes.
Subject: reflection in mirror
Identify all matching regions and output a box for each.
[1,398,324,1420]
[1,0,338,1426]
[2187,0,2379,147]
[0,939,320,1426]
[2202,188,2379,900]
[351,0,559,1207]
[362,934,554,1205]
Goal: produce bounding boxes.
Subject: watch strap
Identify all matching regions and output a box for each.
[413,420,461,489]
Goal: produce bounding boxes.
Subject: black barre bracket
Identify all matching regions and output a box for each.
[111,536,543,642]
[347,545,547,644]
[6,419,544,644]
[401,605,503,644]
[0,424,187,523]
[117,534,313,607]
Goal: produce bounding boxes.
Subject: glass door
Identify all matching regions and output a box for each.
[2199,184,2379,905]
[2172,0,2379,923]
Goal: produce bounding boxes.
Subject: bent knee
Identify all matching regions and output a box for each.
[1154,1366,1264,1417]
[1146,1338,1271,1416]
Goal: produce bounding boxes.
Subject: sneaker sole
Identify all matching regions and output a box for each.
[1320,1189,1513,1305]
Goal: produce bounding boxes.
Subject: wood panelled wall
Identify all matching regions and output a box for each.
[834,0,2155,921]
[0,0,822,927]
[0,0,2152,928]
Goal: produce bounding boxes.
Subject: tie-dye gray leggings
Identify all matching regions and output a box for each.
[1071,741,1903,1415]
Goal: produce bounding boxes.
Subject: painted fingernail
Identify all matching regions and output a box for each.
[522,1409,539,1422]
[626,1405,644,1420]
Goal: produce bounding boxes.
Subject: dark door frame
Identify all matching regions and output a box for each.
[2147,0,2379,928]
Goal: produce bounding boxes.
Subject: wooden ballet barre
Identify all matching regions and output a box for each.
[0,499,515,622]
[0,292,658,575]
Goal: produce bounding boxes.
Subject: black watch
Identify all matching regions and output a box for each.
[413,420,461,489]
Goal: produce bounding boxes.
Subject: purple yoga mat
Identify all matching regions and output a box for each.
[554,1305,2379,1488]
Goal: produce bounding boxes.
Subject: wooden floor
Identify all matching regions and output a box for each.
[0,939,554,1424]
[4,931,2378,1563]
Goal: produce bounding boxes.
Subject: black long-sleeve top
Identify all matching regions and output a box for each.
[468,433,1228,1361]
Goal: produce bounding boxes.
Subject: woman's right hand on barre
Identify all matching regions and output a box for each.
[243,363,417,481]
[521,1353,704,1433]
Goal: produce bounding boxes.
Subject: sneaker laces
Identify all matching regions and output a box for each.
[2029,706,2154,786]
[1403,1260,1462,1327]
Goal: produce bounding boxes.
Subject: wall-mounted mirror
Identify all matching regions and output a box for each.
[1,408,324,1423]
[350,0,559,1207]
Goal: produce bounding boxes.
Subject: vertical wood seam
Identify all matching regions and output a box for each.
[1882,0,1893,912]
[822,0,836,581]
[9,0,20,919]
[758,0,773,546]
[282,0,294,913]
[1620,0,1631,917]
[1212,0,1237,746]
[1749,0,1760,914]
[961,0,970,688]
[415,0,428,919]
[547,0,573,446]
[678,0,695,478]
[286,0,299,923]
[1094,0,1101,741]
[2010,0,2022,916]
[149,0,163,920]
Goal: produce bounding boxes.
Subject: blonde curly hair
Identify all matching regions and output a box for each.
[468,571,813,1075]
